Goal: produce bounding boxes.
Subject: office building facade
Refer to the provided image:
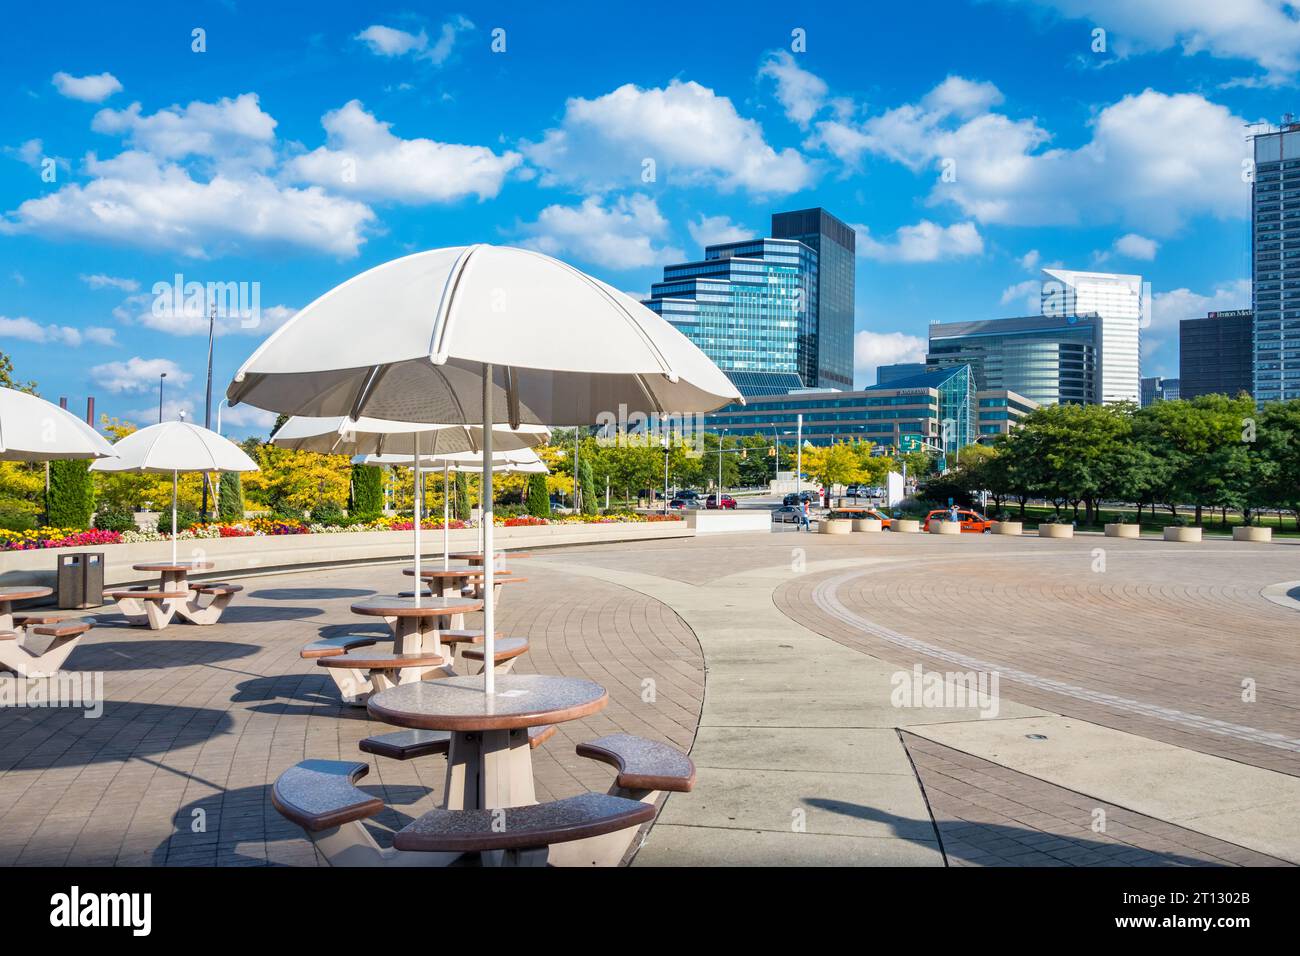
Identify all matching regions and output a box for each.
[1041,268,1142,405]
[976,389,1038,440]
[1179,310,1253,400]
[1140,376,1180,406]
[927,313,1102,407]
[703,365,975,452]
[643,237,817,397]
[770,208,856,390]
[876,362,927,385]
[1251,126,1300,402]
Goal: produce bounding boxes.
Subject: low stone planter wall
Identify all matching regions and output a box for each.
[1038,524,1074,538]
[991,521,1022,535]
[852,518,883,533]
[817,519,852,535]
[1105,523,1140,538]
[1233,526,1273,543]
[0,520,693,591]
[1163,526,1202,543]
[928,522,961,535]
[893,519,921,534]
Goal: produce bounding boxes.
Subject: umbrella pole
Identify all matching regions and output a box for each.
[171,469,178,565]
[412,432,421,607]
[482,364,495,695]
[443,463,449,571]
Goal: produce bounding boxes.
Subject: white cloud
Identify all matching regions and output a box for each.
[1113,233,1159,260]
[921,75,1004,118]
[0,315,115,347]
[853,220,984,262]
[853,330,928,386]
[216,402,276,430]
[759,50,829,128]
[286,100,521,203]
[92,93,278,169]
[3,151,374,258]
[90,356,189,394]
[1018,249,1041,271]
[523,79,815,195]
[1145,278,1251,356]
[517,194,684,270]
[687,214,751,249]
[81,273,139,292]
[355,16,473,64]
[814,80,1249,234]
[52,71,122,103]
[999,278,1042,314]
[1009,0,1300,80]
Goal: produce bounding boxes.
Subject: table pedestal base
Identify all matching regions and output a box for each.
[443,728,536,811]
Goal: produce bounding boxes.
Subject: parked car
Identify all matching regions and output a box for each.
[669,497,702,510]
[829,505,893,529]
[772,505,803,523]
[845,484,863,497]
[706,494,737,509]
[782,490,819,506]
[922,508,994,533]
[675,489,701,501]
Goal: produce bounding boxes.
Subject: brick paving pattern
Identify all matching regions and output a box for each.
[902,732,1291,866]
[0,562,703,866]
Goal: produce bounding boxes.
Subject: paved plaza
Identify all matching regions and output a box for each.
[1,528,1297,866]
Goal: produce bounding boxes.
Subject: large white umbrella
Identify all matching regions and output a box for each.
[91,421,259,563]
[0,386,116,460]
[357,449,549,570]
[228,244,741,694]
[273,416,548,601]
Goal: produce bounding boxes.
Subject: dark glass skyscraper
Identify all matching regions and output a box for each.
[1251,126,1300,402]
[771,208,856,390]
[1179,310,1254,399]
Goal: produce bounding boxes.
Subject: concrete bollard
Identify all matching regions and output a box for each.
[1163,526,1202,542]
[1038,523,1074,538]
[991,521,1022,535]
[1104,523,1140,538]
[818,519,852,535]
[893,519,921,534]
[929,521,961,534]
[1232,526,1272,542]
[852,518,883,533]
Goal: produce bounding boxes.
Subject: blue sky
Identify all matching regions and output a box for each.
[2,0,1294,434]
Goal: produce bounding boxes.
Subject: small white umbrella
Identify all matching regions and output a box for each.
[0,386,116,460]
[229,244,741,694]
[357,449,548,569]
[273,416,548,602]
[91,421,258,563]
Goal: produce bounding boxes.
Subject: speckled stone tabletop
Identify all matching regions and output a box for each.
[368,673,608,731]
[351,595,483,617]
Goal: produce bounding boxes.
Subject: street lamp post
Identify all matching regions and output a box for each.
[661,437,670,516]
[795,412,803,501]
[201,302,216,521]
[157,372,167,423]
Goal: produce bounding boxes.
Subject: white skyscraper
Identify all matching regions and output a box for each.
[1040,268,1142,405]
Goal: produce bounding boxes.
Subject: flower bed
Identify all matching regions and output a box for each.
[0,512,682,551]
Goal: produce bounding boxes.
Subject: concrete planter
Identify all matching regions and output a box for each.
[892,519,921,534]
[1163,526,1202,542]
[1105,523,1140,538]
[928,521,961,535]
[817,519,852,535]
[1233,526,1273,543]
[991,521,1022,535]
[852,518,883,533]
[1037,523,1074,538]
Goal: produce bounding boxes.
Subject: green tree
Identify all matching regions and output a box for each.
[218,470,245,522]
[453,471,471,521]
[1256,399,1300,528]
[526,472,552,517]
[46,459,95,528]
[578,458,598,514]
[349,463,384,520]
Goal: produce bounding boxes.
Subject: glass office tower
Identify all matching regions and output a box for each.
[927,314,1102,407]
[1250,126,1300,402]
[1179,310,1254,400]
[644,238,817,398]
[1041,268,1142,405]
[771,208,856,390]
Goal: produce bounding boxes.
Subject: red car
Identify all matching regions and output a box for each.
[706,494,737,510]
[922,508,994,533]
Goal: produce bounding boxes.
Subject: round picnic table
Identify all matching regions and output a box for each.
[402,566,511,600]
[0,586,53,631]
[351,595,483,669]
[368,673,608,810]
[450,551,532,568]
[132,560,214,593]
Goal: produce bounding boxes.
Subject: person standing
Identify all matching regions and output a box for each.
[800,496,811,531]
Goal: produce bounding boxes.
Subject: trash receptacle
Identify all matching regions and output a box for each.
[57,552,104,609]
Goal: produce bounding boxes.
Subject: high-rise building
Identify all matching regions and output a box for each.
[1041,268,1142,404]
[976,389,1039,441]
[1140,376,1180,406]
[1250,125,1300,402]
[1180,310,1254,400]
[927,313,1102,407]
[771,208,856,390]
[643,237,817,397]
[703,365,975,452]
[876,362,927,385]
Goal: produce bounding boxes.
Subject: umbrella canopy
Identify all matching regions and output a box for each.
[90,421,259,474]
[357,448,547,472]
[271,416,549,455]
[227,244,742,426]
[0,387,116,461]
[225,244,740,696]
[91,421,258,564]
